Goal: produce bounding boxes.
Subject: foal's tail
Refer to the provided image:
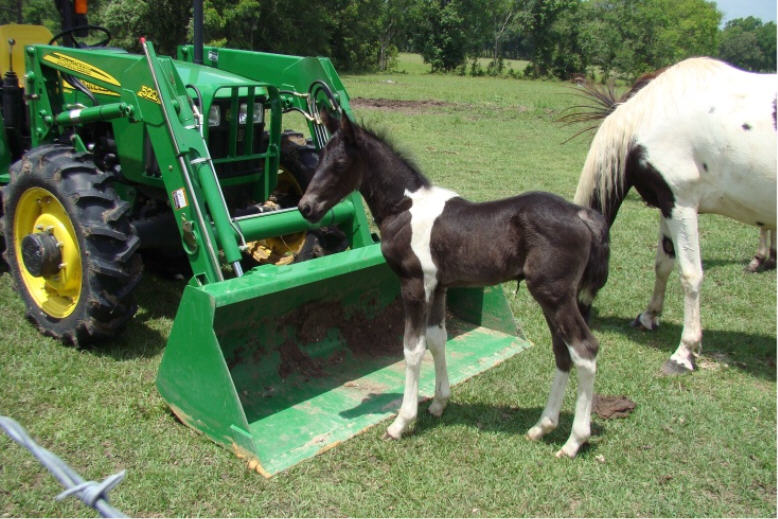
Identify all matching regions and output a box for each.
[577,208,611,321]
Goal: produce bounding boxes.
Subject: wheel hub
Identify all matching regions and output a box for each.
[21,232,62,277]
[13,186,82,318]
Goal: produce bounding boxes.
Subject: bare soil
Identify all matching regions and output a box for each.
[276,298,405,379]
[350,97,458,113]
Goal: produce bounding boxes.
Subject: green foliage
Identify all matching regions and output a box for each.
[0,0,61,33]
[718,17,777,72]
[413,0,468,72]
[586,0,721,80]
[93,0,189,55]
[520,0,583,79]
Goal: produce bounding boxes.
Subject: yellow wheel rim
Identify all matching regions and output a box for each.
[266,168,306,252]
[13,187,82,318]
[247,168,307,265]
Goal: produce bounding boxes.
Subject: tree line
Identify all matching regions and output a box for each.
[1,0,775,79]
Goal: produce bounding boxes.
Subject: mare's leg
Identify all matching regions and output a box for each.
[634,217,675,330]
[426,286,450,417]
[533,298,599,458]
[662,206,703,374]
[385,278,428,439]
[746,227,775,272]
[526,333,570,441]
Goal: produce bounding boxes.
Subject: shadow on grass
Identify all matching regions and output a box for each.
[346,393,606,455]
[421,401,606,455]
[85,272,187,361]
[701,257,756,271]
[594,314,776,381]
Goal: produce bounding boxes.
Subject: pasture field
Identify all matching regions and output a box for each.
[1,54,775,517]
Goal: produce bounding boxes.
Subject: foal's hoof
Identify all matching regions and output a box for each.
[631,313,658,331]
[554,447,578,459]
[525,426,546,442]
[661,358,695,376]
[382,430,400,441]
[427,400,447,417]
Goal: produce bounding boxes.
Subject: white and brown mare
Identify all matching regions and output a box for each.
[571,57,776,374]
[299,113,610,458]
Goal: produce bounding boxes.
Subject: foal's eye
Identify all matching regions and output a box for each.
[334,159,350,171]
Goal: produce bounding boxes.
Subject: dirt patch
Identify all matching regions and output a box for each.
[274,297,405,379]
[270,297,480,380]
[350,97,458,113]
[593,394,636,419]
[279,340,323,379]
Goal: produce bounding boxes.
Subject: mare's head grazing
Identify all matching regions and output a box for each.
[299,111,365,223]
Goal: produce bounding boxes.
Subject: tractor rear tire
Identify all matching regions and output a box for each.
[2,144,142,345]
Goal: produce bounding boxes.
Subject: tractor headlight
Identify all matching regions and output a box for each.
[208,104,221,127]
[252,102,264,124]
[238,102,264,125]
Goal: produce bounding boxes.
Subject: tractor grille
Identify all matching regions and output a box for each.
[207,86,269,180]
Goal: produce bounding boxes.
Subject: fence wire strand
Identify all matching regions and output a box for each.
[0,415,127,518]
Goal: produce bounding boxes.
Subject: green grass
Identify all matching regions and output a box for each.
[1,54,775,517]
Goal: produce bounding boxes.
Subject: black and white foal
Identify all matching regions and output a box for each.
[299,114,610,458]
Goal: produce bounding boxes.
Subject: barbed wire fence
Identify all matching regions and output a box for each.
[0,415,127,518]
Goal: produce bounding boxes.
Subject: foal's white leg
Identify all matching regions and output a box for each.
[426,287,450,417]
[426,324,450,417]
[635,217,675,330]
[557,348,596,458]
[385,332,426,439]
[663,206,704,374]
[386,282,428,439]
[526,368,569,441]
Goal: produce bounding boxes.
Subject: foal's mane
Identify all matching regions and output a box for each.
[357,121,431,188]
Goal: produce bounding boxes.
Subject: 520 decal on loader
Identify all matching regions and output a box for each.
[0,1,530,476]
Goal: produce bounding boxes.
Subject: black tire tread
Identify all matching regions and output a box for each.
[2,144,143,345]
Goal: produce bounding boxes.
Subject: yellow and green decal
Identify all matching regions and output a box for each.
[43,51,120,86]
[136,85,161,104]
[62,78,120,97]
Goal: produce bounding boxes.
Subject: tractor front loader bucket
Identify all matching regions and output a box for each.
[156,243,530,476]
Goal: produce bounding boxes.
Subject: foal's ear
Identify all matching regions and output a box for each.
[340,113,357,144]
[321,109,341,135]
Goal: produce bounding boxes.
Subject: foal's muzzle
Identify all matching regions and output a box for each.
[298,196,324,223]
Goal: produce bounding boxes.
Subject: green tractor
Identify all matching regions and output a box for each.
[0,1,529,476]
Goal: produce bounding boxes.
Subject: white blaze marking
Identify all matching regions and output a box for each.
[405,186,458,302]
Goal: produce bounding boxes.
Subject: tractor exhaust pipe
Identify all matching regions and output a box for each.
[193,0,203,64]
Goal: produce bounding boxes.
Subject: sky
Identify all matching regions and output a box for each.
[714,0,776,24]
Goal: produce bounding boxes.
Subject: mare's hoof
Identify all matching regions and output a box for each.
[661,358,695,376]
[631,313,658,330]
[746,258,776,273]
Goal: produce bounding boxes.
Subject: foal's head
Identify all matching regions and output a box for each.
[299,112,365,223]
